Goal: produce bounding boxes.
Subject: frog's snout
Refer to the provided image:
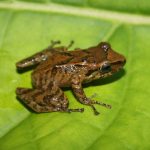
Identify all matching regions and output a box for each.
[108,49,126,64]
[107,48,126,73]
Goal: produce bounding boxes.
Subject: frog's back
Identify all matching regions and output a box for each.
[31,49,92,88]
[33,51,72,73]
[33,49,93,74]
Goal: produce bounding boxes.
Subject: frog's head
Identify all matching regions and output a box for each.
[98,42,126,75]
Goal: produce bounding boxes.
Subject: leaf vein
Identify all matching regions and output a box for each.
[0,1,150,24]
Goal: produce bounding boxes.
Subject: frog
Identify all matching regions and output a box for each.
[16,41,126,115]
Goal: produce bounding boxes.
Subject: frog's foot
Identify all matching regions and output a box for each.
[80,101,100,115]
[88,93,111,109]
[91,100,112,109]
[85,99,111,115]
[67,40,74,49]
[90,105,100,115]
[47,40,74,52]
[49,40,61,48]
[65,108,84,113]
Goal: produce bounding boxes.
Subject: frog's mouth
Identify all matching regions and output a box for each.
[98,59,125,79]
[111,60,126,73]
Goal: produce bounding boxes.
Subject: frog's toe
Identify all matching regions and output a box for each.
[65,108,84,113]
[91,100,112,109]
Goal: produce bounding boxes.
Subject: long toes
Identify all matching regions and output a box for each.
[66,108,84,113]
[92,100,112,109]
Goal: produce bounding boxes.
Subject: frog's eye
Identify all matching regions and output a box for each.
[99,42,111,52]
[100,61,111,73]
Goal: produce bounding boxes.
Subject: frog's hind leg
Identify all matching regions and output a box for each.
[16,88,50,112]
[16,87,84,113]
[16,40,74,70]
[16,40,62,70]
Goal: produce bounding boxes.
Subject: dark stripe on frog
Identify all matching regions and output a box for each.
[30,100,49,112]
[53,67,65,84]
[31,90,44,100]
[33,73,43,88]
[42,69,52,88]
[51,67,58,80]
[30,91,44,104]
[43,90,62,104]
[49,86,61,98]
[17,88,41,101]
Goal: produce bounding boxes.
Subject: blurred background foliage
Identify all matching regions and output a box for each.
[0,0,150,150]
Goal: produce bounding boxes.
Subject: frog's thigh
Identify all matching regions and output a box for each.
[16,87,69,113]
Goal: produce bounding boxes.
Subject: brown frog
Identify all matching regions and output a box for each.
[16,41,126,115]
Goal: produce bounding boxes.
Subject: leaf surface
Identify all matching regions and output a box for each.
[0,1,150,150]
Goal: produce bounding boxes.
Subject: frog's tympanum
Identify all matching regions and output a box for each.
[16,41,126,115]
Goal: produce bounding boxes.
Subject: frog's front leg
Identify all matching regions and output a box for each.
[71,76,111,115]
[16,86,84,113]
[51,40,74,52]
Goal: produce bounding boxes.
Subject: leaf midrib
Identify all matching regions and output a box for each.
[0,1,150,25]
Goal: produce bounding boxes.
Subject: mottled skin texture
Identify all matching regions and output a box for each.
[16,41,126,115]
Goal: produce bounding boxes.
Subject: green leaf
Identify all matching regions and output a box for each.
[0,1,150,150]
